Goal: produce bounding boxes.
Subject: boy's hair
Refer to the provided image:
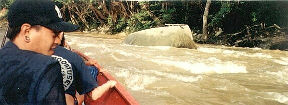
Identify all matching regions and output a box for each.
[60,35,65,47]
[6,26,21,40]
[6,25,41,40]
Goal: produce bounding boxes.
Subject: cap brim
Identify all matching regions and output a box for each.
[44,22,79,32]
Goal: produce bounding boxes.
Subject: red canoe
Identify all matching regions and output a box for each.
[84,71,140,105]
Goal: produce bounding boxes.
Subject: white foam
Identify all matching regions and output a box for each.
[251,47,262,50]
[66,40,74,46]
[110,49,142,61]
[248,53,273,58]
[115,69,171,96]
[151,59,247,74]
[198,47,272,58]
[281,57,288,62]
[66,36,84,42]
[266,68,288,84]
[207,57,222,62]
[121,44,144,48]
[272,57,288,65]
[188,62,247,74]
[114,69,130,77]
[222,50,236,55]
[147,70,202,83]
[272,60,288,66]
[148,46,171,50]
[65,36,78,45]
[115,50,140,58]
[110,53,126,61]
[83,52,93,56]
[197,47,222,53]
[265,92,288,104]
[77,43,96,48]
[215,86,228,91]
[223,50,273,58]
[115,69,160,91]
[97,44,111,53]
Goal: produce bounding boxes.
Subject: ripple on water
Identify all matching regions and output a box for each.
[115,68,160,91]
[77,43,96,48]
[145,70,202,83]
[197,47,222,53]
[83,52,93,56]
[148,46,172,50]
[198,47,273,58]
[114,49,141,58]
[150,59,247,74]
[263,92,288,104]
[266,67,288,84]
[272,57,288,66]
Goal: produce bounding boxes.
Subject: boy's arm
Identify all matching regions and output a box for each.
[87,80,117,100]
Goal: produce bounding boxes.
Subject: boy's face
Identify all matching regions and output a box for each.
[27,26,61,55]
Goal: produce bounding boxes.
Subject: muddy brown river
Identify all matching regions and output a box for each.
[1,29,288,105]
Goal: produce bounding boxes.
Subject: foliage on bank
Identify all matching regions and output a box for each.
[1,0,287,49]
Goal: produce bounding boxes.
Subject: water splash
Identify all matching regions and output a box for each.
[148,46,171,50]
[151,59,247,74]
[272,57,288,65]
[77,43,96,48]
[115,69,160,91]
[146,70,202,83]
[83,52,93,56]
[198,47,272,58]
[265,92,288,104]
[266,67,288,84]
[114,49,141,58]
[197,47,222,53]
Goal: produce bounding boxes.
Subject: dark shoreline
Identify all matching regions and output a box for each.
[1,23,287,51]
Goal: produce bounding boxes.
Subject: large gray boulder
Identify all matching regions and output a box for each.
[123,25,197,49]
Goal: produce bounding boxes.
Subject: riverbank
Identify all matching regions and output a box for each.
[0,19,7,29]
[0,18,287,51]
[0,22,127,40]
[1,8,127,40]
[67,31,127,40]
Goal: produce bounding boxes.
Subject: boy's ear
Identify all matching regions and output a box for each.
[21,23,32,33]
[20,23,32,43]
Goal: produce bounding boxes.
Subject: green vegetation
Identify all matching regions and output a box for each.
[1,1,287,49]
[0,0,13,9]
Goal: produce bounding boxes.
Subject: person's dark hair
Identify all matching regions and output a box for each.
[59,34,65,47]
[6,26,21,40]
[6,25,41,40]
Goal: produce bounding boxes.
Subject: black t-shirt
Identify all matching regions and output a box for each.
[53,46,98,96]
[0,41,66,105]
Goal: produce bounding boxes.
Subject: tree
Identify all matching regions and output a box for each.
[202,0,211,41]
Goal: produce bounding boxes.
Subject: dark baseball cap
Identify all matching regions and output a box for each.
[8,0,79,32]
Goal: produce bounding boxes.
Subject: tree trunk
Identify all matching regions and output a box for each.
[202,0,211,41]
